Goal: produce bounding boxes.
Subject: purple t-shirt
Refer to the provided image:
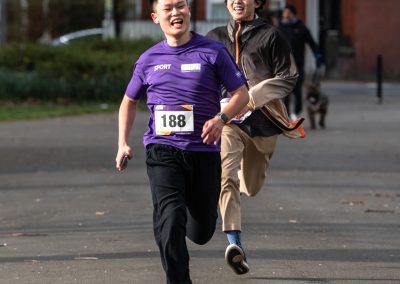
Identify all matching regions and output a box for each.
[125,32,246,152]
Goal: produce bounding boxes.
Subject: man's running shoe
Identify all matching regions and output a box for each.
[225,244,249,275]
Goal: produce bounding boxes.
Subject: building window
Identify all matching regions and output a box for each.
[211,3,230,20]
[207,0,230,20]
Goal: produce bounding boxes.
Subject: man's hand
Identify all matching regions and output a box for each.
[116,146,132,171]
[201,116,225,145]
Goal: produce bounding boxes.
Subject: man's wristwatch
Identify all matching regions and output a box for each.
[215,112,228,124]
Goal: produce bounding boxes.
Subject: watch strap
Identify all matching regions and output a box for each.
[215,112,228,124]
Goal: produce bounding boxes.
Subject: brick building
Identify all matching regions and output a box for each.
[340,0,400,80]
[273,0,400,79]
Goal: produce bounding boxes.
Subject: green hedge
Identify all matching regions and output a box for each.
[0,38,157,102]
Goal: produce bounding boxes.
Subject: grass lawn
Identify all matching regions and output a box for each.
[0,103,120,122]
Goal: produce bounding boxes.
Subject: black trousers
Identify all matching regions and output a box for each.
[146,144,221,284]
[284,70,304,115]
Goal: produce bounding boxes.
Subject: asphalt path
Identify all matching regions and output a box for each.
[0,82,399,283]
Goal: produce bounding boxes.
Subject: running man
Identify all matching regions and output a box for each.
[115,0,249,283]
[208,0,304,275]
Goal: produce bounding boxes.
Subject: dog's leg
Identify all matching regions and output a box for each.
[307,107,316,129]
[319,110,326,128]
[319,96,329,129]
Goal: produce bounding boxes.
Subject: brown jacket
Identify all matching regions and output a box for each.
[207,17,305,138]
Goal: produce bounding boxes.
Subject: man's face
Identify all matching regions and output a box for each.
[226,0,259,21]
[151,0,191,39]
[282,8,294,21]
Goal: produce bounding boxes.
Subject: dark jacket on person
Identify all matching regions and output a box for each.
[207,17,305,139]
[278,18,320,70]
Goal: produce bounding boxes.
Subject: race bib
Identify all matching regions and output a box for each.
[154,105,194,135]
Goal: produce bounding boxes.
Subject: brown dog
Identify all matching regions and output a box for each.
[305,83,329,129]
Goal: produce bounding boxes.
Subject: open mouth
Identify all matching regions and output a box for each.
[234,6,244,12]
[171,18,184,26]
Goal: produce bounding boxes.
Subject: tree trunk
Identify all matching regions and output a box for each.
[39,0,51,43]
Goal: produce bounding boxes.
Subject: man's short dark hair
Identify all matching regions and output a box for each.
[149,0,188,9]
[284,4,297,15]
[149,0,157,9]
[255,0,267,14]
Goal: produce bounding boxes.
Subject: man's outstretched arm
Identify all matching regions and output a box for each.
[116,95,138,171]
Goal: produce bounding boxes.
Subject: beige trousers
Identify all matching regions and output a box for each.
[219,124,278,232]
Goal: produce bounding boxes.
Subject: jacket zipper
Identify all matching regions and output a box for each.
[234,22,242,64]
[234,22,249,85]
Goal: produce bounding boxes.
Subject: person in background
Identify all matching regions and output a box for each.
[116,0,249,283]
[278,3,323,120]
[208,0,304,275]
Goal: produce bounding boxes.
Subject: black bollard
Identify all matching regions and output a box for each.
[377,54,383,104]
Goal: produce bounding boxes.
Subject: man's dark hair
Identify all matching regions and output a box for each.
[224,0,267,16]
[284,4,297,15]
[255,0,267,15]
[149,0,157,9]
[149,0,188,9]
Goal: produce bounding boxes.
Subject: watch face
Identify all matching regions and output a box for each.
[217,113,228,123]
